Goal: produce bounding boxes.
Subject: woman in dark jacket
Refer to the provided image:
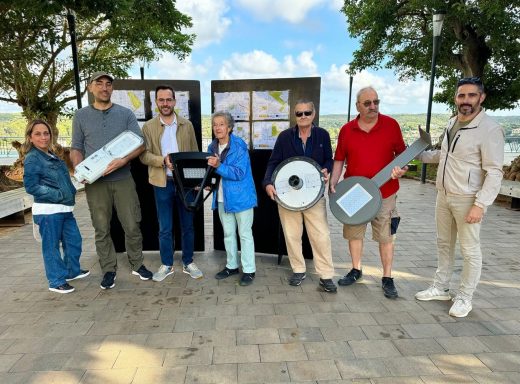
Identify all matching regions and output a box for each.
[207,112,257,285]
[23,119,88,293]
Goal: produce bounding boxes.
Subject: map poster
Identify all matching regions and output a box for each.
[252,121,290,149]
[112,90,146,119]
[252,90,290,120]
[233,122,251,145]
[150,90,190,120]
[214,92,250,121]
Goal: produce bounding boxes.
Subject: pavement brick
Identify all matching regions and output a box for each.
[349,339,402,359]
[237,362,290,383]
[279,327,324,343]
[287,359,341,381]
[133,367,187,384]
[185,363,237,384]
[163,346,213,366]
[236,328,280,345]
[259,343,307,362]
[214,345,260,363]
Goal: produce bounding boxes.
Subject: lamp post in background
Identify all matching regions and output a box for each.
[347,73,354,121]
[66,9,82,109]
[421,10,446,183]
[139,57,146,80]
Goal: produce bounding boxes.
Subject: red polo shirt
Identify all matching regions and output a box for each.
[334,113,406,198]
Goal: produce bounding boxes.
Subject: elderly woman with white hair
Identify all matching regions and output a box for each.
[207,111,257,286]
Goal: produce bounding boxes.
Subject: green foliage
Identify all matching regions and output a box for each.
[0,0,194,132]
[341,0,520,111]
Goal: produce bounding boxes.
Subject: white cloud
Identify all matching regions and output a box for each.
[322,64,437,112]
[146,54,211,80]
[235,0,327,23]
[219,50,318,79]
[329,0,344,12]
[176,0,231,48]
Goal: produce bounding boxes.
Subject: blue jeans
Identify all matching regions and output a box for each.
[218,203,256,273]
[153,179,194,266]
[33,212,82,288]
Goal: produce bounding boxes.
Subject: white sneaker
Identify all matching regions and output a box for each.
[449,296,472,318]
[183,262,203,279]
[153,265,174,282]
[415,285,451,301]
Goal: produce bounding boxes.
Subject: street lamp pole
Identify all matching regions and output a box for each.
[347,74,354,121]
[66,9,82,109]
[421,10,445,183]
[139,57,146,80]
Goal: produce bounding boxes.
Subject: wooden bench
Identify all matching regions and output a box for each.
[0,188,33,226]
[499,179,520,210]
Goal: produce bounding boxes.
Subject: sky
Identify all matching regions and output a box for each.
[1,0,518,116]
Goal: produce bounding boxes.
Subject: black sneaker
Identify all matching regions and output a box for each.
[49,283,75,294]
[338,268,362,286]
[239,272,255,286]
[215,267,239,280]
[100,271,116,289]
[319,278,337,293]
[382,277,398,299]
[288,272,306,286]
[132,265,153,281]
[66,269,90,281]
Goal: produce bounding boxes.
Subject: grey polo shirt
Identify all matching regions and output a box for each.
[71,103,142,182]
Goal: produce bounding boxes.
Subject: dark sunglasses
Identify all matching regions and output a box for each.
[295,110,313,117]
[360,99,380,107]
[457,77,482,87]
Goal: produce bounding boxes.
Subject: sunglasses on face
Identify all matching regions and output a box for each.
[457,77,482,87]
[360,99,380,107]
[295,110,313,117]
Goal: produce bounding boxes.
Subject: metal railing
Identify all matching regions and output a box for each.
[0,136,72,157]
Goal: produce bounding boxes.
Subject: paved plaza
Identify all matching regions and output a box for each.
[0,178,519,383]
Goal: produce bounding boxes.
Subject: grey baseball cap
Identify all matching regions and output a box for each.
[89,71,114,83]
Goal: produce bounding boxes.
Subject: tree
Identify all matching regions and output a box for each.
[341,0,520,111]
[0,0,194,139]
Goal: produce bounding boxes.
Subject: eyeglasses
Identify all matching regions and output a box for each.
[457,77,482,87]
[295,110,313,117]
[360,99,380,107]
[157,98,174,103]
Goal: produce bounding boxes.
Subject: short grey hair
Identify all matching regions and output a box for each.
[294,99,315,111]
[211,111,235,132]
[356,86,378,102]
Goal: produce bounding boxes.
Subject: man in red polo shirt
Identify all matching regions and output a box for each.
[330,86,406,298]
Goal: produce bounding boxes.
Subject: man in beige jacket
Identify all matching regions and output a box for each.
[140,85,203,282]
[414,77,504,317]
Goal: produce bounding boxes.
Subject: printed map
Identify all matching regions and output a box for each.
[252,90,289,120]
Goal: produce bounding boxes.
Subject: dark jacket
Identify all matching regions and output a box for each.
[23,147,76,206]
[208,133,257,213]
[262,124,333,187]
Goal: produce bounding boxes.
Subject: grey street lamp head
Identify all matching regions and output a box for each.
[433,11,446,37]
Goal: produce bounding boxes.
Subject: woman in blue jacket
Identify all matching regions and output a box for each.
[207,112,257,285]
[22,119,88,293]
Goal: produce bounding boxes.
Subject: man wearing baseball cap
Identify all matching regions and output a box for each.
[70,71,153,289]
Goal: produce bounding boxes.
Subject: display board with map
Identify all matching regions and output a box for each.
[111,90,146,119]
[214,92,250,121]
[234,122,251,145]
[252,121,289,149]
[252,90,289,120]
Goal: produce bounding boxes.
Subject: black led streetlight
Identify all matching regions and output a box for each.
[421,10,446,183]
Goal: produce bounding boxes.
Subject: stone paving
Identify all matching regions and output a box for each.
[0,178,519,384]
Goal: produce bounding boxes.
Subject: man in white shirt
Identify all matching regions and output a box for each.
[139,85,203,281]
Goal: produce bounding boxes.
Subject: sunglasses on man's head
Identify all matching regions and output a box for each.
[457,77,482,87]
[295,110,313,117]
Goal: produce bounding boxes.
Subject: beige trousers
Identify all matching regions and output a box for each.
[278,197,335,279]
